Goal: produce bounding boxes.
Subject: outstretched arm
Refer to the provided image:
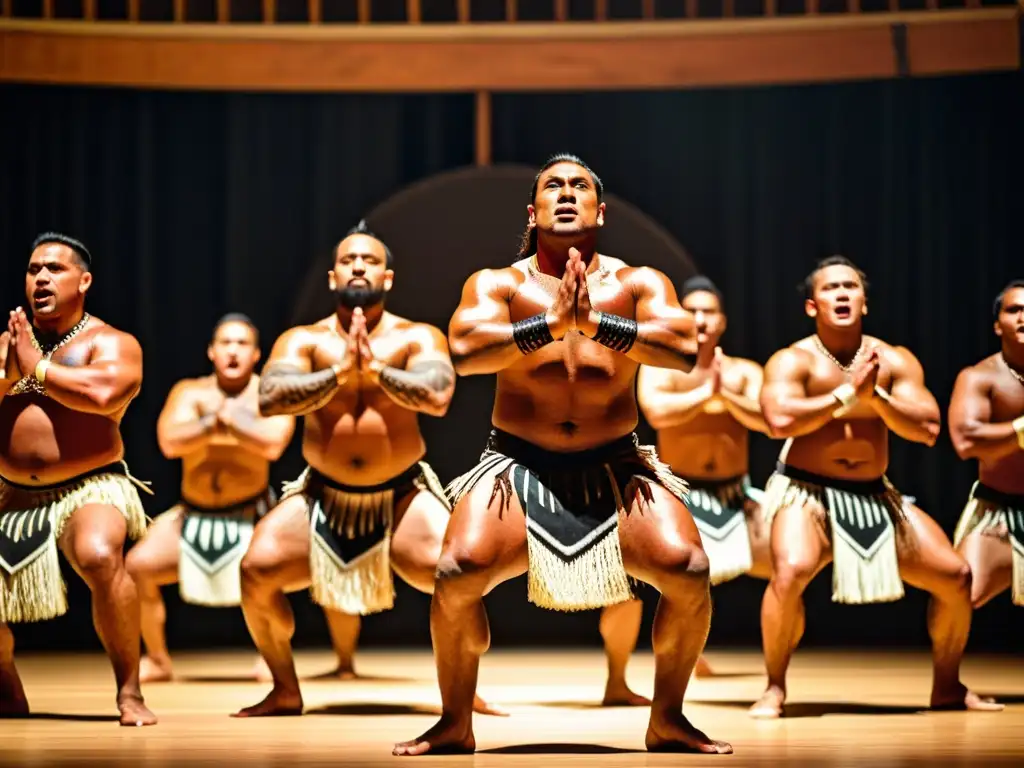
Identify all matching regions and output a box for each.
[720,362,771,436]
[870,347,941,446]
[448,269,531,376]
[157,381,218,459]
[948,368,1021,461]
[637,364,715,430]
[366,325,455,418]
[258,327,350,417]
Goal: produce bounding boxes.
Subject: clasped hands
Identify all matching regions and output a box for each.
[334,307,382,382]
[833,343,887,414]
[544,247,601,340]
[5,308,43,382]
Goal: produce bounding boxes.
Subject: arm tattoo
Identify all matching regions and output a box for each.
[258,363,340,416]
[512,314,554,355]
[378,360,454,410]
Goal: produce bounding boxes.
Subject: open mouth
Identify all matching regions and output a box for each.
[32,289,53,301]
[834,305,852,319]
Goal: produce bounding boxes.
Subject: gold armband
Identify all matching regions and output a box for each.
[34,359,50,384]
[1013,415,1024,451]
[832,382,857,417]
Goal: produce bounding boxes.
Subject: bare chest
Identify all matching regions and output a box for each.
[990,379,1024,421]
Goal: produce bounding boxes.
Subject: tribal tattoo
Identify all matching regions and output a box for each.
[378,360,454,411]
[258,363,341,416]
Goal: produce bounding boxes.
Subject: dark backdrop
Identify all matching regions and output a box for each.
[1,72,1022,655]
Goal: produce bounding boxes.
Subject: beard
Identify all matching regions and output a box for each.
[335,284,386,309]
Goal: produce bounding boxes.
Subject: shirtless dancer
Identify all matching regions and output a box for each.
[394,154,731,756]
[949,280,1024,609]
[126,314,294,682]
[751,255,1000,718]
[0,233,156,726]
[234,222,500,717]
[638,275,771,677]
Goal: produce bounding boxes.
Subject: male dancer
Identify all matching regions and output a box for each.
[0,233,155,725]
[394,154,730,756]
[751,255,1000,718]
[234,222,500,717]
[638,275,771,677]
[126,314,294,682]
[948,279,1024,608]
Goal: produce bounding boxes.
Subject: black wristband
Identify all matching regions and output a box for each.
[592,312,637,353]
[512,313,555,355]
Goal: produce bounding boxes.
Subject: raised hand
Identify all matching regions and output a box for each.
[851,345,881,398]
[10,308,41,379]
[544,252,578,340]
[709,346,724,395]
[571,248,599,337]
[5,314,22,381]
[353,308,381,377]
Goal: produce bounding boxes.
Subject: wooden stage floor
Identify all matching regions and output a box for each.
[3,648,1023,766]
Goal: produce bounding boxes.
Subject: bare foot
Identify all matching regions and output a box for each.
[139,655,173,684]
[646,711,732,754]
[393,715,476,756]
[749,685,785,719]
[0,666,29,717]
[307,663,358,682]
[931,684,1003,712]
[118,694,158,727]
[231,688,303,718]
[473,693,509,716]
[693,655,715,678]
[602,681,652,707]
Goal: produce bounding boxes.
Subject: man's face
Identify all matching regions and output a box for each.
[527,162,605,239]
[208,321,260,382]
[328,234,393,309]
[25,244,91,318]
[805,265,867,329]
[994,286,1024,348]
[682,290,726,345]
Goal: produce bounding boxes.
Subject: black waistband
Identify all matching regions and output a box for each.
[776,462,888,496]
[974,481,1024,509]
[486,428,638,471]
[182,487,274,514]
[681,473,746,491]
[308,461,423,494]
[0,461,127,492]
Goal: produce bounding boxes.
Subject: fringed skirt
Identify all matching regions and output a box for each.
[281,461,449,616]
[0,461,151,624]
[446,429,688,612]
[683,474,763,585]
[155,488,275,608]
[762,462,907,605]
[953,481,1024,607]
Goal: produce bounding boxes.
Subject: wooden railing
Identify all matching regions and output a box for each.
[0,0,1015,24]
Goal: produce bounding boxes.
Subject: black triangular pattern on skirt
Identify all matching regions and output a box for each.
[180,491,272,572]
[0,509,52,576]
[684,477,747,537]
[825,487,897,559]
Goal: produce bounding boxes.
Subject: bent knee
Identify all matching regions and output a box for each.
[434,542,505,589]
[72,541,122,583]
[648,542,711,592]
[770,557,819,595]
[124,546,161,581]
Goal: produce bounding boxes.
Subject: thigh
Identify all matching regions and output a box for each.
[617,479,706,587]
[390,489,449,576]
[744,501,773,581]
[125,508,184,585]
[957,528,1013,607]
[57,503,129,579]
[439,461,528,594]
[244,494,313,593]
[768,501,831,582]
[897,504,970,592]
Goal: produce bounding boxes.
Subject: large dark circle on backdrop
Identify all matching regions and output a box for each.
[292,164,698,490]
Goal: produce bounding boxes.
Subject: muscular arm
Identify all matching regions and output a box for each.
[760,348,844,439]
[41,330,142,415]
[870,347,941,446]
[637,365,714,430]
[720,362,771,435]
[220,404,295,461]
[448,269,524,376]
[257,328,346,417]
[156,381,218,459]
[370,326,455,417]
[948,368,1020,461]
[0,332,13,401]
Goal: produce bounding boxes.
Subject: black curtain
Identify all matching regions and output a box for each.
[2,72,1022,654]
